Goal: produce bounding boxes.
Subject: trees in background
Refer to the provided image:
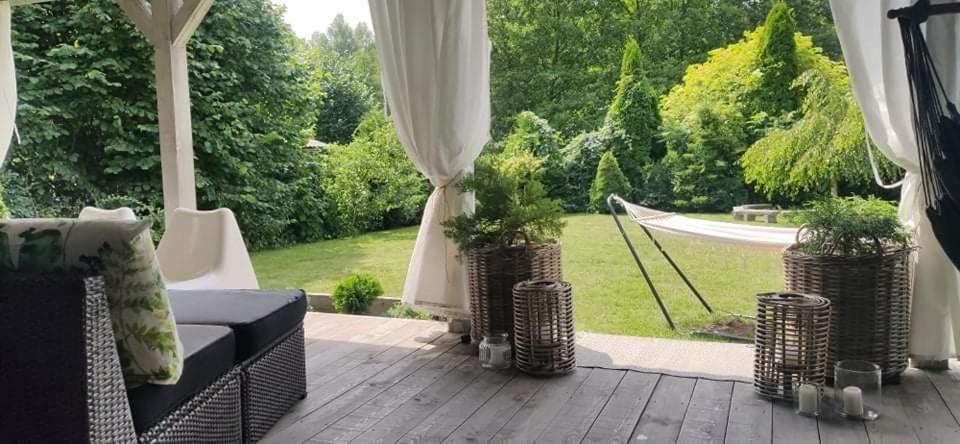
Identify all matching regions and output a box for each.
[307,15,381,145]
[590,151,631,211]
[3,0,331,250]
[321,112,427,235]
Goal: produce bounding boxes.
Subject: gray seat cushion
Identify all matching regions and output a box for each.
[127,324,236,434]
[168,289,307,362]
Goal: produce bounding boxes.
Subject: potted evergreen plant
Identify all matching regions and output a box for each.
[784,197,913,382]
[444,152,565,342]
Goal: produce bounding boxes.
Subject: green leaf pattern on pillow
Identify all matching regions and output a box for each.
[0,220,183,387]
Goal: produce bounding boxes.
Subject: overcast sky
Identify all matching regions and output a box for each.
[271,0,372,39]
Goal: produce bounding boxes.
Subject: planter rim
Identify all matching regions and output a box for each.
[468,239,562,254]
[784,244,916,260]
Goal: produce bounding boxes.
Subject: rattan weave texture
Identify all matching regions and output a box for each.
[783,247,912,382]
[513,280,576,376]
[753,292,831,401]
[138,368,243,444]
[242,326,307,443]
[467,242,562,342]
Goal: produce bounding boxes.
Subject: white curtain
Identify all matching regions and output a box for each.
[831,0,960,360]
[0,2,15,168]
[368,0,491,317]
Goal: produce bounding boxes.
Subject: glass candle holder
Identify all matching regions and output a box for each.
[479,333,512,370]
[834,360,881,420]
[793,381,823,417]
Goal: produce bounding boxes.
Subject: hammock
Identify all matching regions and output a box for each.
[611,195,799,249]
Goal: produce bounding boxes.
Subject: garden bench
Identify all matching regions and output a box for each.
[732,204,786,223]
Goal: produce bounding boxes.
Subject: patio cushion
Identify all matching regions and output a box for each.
[169,289,307,362]
[0,219,183,387]
[127,324,236,434]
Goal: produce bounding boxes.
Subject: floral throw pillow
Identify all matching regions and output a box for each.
[0,219,183,387]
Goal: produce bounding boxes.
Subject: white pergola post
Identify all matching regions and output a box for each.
[118,0,212,224]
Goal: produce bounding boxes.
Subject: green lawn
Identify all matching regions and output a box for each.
[252,213,786,339]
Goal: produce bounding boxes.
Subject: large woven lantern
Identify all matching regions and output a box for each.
[512,280,576,376]
[467,242,562,342]
[754,292,831,401]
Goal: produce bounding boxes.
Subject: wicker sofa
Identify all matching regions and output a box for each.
[0,272,307,443]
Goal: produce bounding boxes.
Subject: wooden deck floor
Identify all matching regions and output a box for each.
[262,313,960,444]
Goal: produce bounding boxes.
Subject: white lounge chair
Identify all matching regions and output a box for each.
[79,206,138,222]
[157,208,259,290]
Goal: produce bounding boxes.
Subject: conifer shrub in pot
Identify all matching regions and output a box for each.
[444,152,566,342]
[783,197,913,382]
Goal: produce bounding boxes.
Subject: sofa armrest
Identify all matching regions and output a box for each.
[0,273,136,444]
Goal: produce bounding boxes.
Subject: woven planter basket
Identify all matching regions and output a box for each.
[467,241,562,342]
[783,246,912,382]
[753,292,831,401]
[513,280,576,376]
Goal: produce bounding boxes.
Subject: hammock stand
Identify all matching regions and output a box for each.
[605,194,711,330]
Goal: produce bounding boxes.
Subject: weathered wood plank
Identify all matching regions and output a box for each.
[267,322,445,436]
[724,382,771,444]
[262,334,462,444]
[631,375,696,443]
[582,371,659,444]
[442,374,545,442]
[534,368,624,443]
[350,359,487,443]
[489,368,592,443]
[771,397,818,444]
[817,416,868,444]
[397,370,515,443]
[897,368,960,444]
[677,379,733,444]
[927,366,960,426]
[307,344,473,443]
[864,382,921,444]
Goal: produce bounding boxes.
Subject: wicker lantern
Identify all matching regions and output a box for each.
[754,292,831,401]
[512,280,576,376]
[467,242,562,343]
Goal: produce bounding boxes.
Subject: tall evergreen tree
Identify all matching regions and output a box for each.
[752,1,801,118]
[603,37,661,185]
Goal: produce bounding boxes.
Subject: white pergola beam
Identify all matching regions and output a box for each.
[116,0,211,223]
[116,0,158,45]
[172,0,213,47]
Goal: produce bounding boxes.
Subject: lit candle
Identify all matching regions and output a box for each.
[843,386,864,417]
[798,384,818,414]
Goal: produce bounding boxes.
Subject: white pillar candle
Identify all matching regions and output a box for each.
[843,386,864,417]
[798,384,818,414]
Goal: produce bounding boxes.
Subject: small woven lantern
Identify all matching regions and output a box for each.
[512,280,576,376]
[754,292,831,401]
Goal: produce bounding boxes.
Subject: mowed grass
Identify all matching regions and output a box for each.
[252,213,787,338]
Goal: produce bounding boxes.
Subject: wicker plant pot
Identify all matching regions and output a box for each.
[753,292,831,401]
[783,246,912,382]
[513,280,576,376]
[467,241,562,342]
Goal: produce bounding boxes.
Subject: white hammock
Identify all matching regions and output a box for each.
[613,196,799,249]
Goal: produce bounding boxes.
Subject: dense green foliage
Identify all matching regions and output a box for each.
[322,112,427,235]
[332,273,384,314]
[560,125,631,211]
[752,1,801,118]
[443,152,565,251]
[603,37,661,180]
[307,15,381,144]
[0,184,6,218]
[793,197,910,256]
[590,151,631,212]
[3,0,332,250]
[499,112,566,199]
[743,68,900,199]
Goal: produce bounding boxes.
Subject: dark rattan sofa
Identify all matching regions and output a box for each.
[0,272,307,443]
